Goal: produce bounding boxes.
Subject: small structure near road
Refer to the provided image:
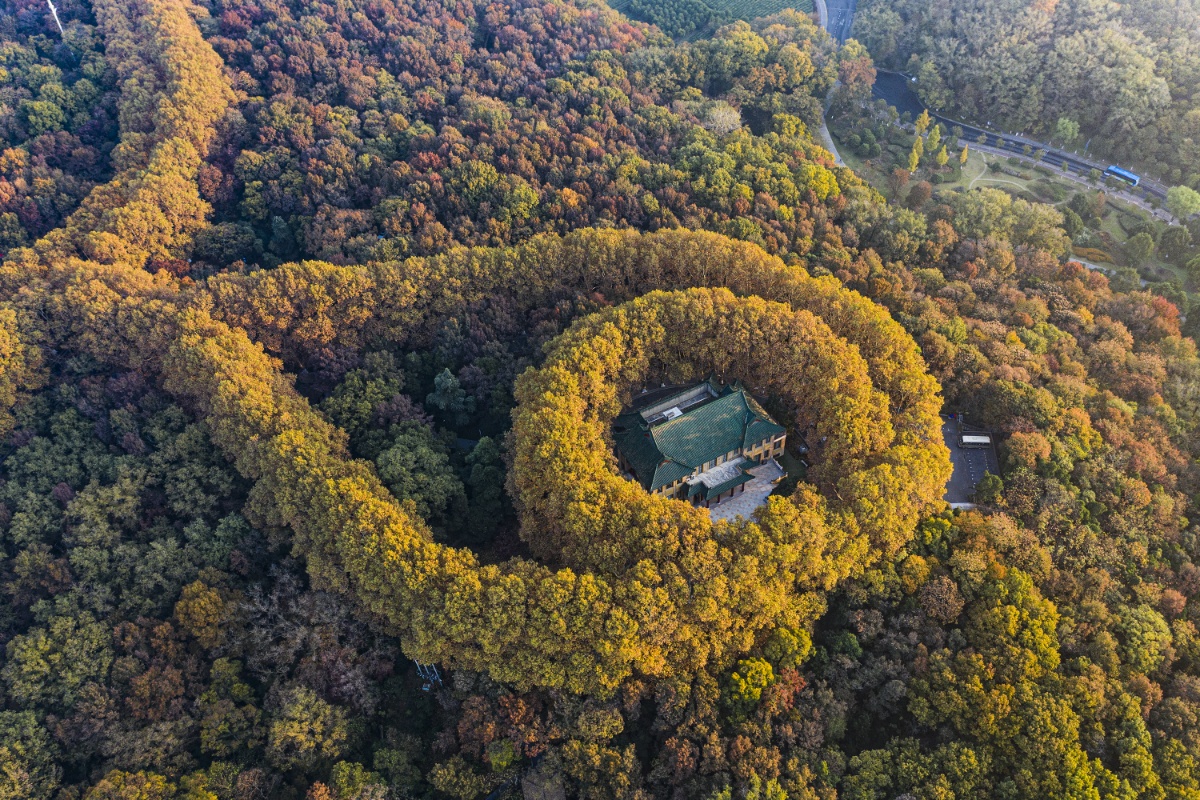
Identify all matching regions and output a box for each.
[942,414,999,509]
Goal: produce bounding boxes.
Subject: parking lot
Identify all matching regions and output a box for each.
[942,420,1000,507]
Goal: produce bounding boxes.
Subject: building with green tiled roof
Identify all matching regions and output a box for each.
[613,379,787,507]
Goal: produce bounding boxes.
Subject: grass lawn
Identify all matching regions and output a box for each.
[833,130,1170,232]
[831,134,1047,202]
[832,121,1198,299]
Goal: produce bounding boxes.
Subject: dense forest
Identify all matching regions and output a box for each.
[0,0,1199,797]
[853,0,1200,187]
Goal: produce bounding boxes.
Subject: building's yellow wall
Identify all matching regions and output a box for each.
[649,433,785,500]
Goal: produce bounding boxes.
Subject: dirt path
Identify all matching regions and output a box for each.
[974,177,1031,192]
[966,155,990,190]
[969,141,1174,223]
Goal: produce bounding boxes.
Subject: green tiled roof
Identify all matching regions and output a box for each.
[700,469,754,500]
[614,382,785,491]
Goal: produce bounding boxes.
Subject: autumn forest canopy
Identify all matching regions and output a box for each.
[0,0,1199,798]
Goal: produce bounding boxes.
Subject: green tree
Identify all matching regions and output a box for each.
[18,100,65,136]
[197,659,262,759]
[425,368,475,428]
[1125,232,1155,266]
[724,658,775,718]
[429,756,489,800]
[1062,207,1084,239]
[1117,605,1172,673]
[927,123,942,151]
[1157,225,1192,264]
[320,355,404,442]
[1054,117,1080,146]
[374,423,466,526]
[1187,255,1200,283]
[1167,185,1200,220]
[465,437,506,539]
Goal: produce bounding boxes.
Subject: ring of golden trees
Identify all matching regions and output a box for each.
[0,0,950,697]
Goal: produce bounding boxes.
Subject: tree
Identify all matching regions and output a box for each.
[703,103,742,136]
[927,124,942,151]
[948,187,1013,240]
[174,581,231,649]
[465,437,507,540]
[960,144,969,165]
[935,145,949,168]
[84,771,175,800]
[425,369,475,428]
[914,109,932,135]
[1157,226,1193,264]
[0,712,59,800]
[908,138,923,173]
[724,658,775,719]
[374,423,466,526]
[1061,208,1084,239]
[19,100,66,136]
[1125,232,1155,266]
[266,687,348,772]
[1187,255,1200,283]
[198,660,262,759]
[3,609,113,711]
[1054,117,1080,146]
[429,757,489,800]
[1117,605,1173,673]
[1167,186,1200,221]
[906,182,933,209]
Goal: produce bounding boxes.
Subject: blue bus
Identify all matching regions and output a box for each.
[1104,165,1140,187]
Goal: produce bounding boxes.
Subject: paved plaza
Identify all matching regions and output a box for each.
[708,460,786,523]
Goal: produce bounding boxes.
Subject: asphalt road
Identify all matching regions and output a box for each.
[871,71,1170,203]
[818,7,1169,202]
[824,0,857,41]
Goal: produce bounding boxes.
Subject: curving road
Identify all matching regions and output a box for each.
[869,75,1170,204]
[813,0,848,165]
[824,0,857,42]
[808,0,1170,212]
[809,0,1171,207]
